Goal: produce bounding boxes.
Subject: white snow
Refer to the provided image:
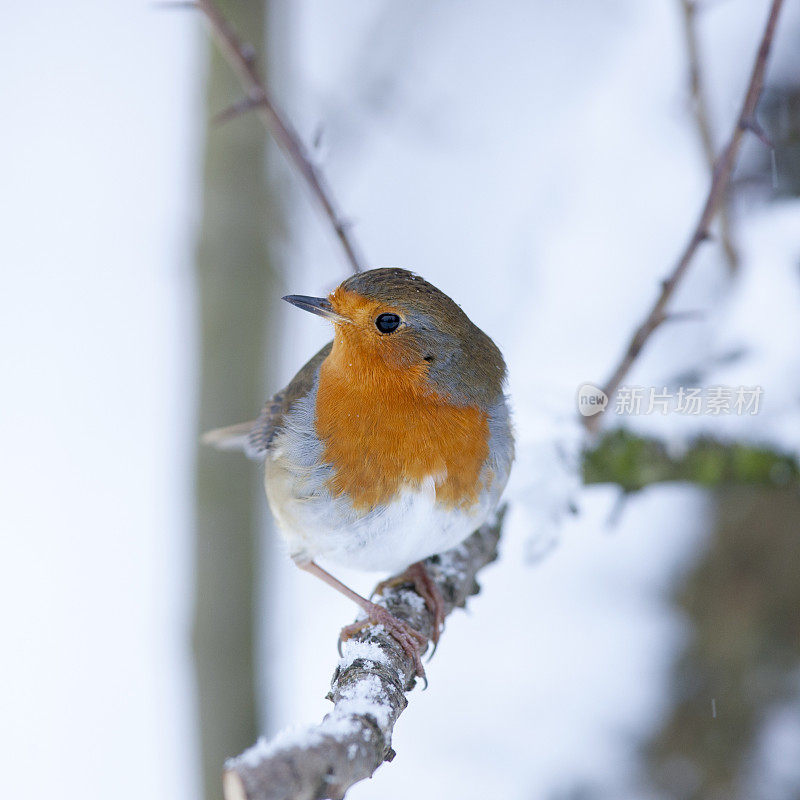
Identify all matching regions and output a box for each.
[335,674,393,730]
[338,638,393,671]
[230,670,396,771]
[744,686,800,797]
[229,715,363,770]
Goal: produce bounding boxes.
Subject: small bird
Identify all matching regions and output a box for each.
[205,268,513,677]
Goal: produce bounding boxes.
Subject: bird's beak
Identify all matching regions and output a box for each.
[282,295,351,324]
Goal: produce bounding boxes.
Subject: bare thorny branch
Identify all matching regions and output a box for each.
[679,0,740,275]
[191,0,366,275]
[586,0,784,432]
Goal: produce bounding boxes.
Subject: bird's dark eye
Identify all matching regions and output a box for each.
[375,313,401,333]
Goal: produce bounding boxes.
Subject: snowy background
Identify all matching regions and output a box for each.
[2,1,799,799]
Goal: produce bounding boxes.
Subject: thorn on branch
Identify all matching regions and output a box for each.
[661,309,707,324]
[240,42,257,66]
[335,218,356,235]
[312,125,325,151]
[212,95,264,126]
[740,116,773,148]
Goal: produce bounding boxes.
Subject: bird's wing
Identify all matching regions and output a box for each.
[201,341,333,461]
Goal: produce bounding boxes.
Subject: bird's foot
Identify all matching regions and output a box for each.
[339,601,428,681]
[373,561,446,648]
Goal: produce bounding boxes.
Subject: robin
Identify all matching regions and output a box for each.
[205,268,513,678]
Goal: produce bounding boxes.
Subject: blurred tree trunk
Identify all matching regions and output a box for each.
[644,487,800,800]
[193,2,278,798]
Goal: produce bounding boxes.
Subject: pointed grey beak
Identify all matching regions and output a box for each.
[282,295,350,324]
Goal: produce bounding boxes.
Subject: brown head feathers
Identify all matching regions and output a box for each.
[329,268,507,409]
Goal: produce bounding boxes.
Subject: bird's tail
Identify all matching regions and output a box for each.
[201,420,257,452]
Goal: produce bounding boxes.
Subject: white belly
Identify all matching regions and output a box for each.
[265,461,497,573]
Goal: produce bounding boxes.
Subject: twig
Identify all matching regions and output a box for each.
[222,513,504,800]
[679,0,740,274]
[195,0,366,274]
[586,0,784,433]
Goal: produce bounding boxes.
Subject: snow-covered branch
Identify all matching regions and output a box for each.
[222,512,504,800]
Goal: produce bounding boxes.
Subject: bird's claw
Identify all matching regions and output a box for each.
[372,561,447,650]
[339,603,428,682]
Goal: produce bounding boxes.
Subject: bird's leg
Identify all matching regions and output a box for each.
[296,560,428,679]
[372,561,446,647]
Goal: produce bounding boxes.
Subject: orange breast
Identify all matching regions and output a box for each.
[315,341,490,512]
